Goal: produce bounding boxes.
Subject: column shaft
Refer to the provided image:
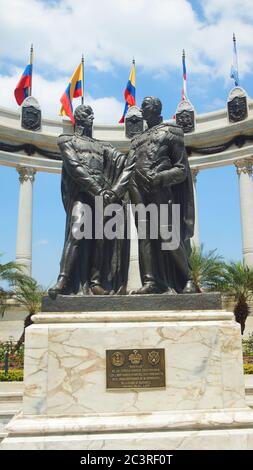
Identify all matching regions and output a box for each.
[16,167,36,276]
[235,159,253,268]
[191,168,200,249]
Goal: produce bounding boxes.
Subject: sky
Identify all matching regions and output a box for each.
[0,0,252,287]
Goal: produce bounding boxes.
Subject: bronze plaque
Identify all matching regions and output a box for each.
[106,348,165,389]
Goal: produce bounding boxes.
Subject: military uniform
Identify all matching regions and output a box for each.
[55,132,135,294]
[129,122,194,293]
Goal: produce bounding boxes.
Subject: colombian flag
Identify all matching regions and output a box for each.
[119,61,136,124]
[60,62,83,124]
[14,64,32,106]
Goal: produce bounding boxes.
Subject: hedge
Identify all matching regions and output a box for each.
[244,363,253,374]
[0,369,23,381]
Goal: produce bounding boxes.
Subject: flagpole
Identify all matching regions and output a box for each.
[233,33,239,85]
[81,54,84,105]
[29,44,34,97]
[133,57,135,102]
[182,49,187,100]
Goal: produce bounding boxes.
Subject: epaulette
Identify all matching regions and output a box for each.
[57,134,73,146]
[101,141,113,149]
[168,125,184,138]
[131,133,142,147]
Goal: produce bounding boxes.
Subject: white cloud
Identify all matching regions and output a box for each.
[0,69,123,122]
[0,0,253,118]
[0,0,252,80]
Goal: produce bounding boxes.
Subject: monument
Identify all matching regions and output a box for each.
[2,98,253,450]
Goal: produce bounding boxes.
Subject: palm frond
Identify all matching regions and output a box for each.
[190,244,225,291]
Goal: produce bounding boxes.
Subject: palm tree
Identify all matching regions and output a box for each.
[220,261,253,335]
[190,244,225,292]
[14,276,45,350]
[0,253,25,317]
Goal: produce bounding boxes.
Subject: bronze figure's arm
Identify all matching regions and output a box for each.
[59,139,103,197]
[152,128,187,190]
[111,149,136,200]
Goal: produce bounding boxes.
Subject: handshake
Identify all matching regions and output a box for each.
[100,189,119,205]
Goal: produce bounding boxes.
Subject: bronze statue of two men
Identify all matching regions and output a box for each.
[49,97,197,298]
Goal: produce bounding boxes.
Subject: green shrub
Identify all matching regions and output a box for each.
[243,333,253,356]
[243,363,253,374]
[0,369,23,381]
[0,340,24,368]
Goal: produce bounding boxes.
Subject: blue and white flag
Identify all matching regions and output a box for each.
[230,33,239,87]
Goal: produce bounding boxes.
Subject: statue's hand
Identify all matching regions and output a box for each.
[151,173,162,190]
[151,171,172,190]
[142,171,162,192]
[136,169,153,192]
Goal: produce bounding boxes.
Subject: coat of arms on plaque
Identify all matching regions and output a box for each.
[128,350,143,365]
[125,106,144,139]
[148,350,160,366]
[21,96,41,131]
[227,87,248,123]
[111,351,125,367]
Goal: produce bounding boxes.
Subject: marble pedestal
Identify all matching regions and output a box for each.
[2,308,253,450]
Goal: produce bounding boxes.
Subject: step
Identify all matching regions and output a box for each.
[0,432,7,443]
[245,376,253,395]
[0,402,21,416]
[0,392,23,402]
[246,395,253,408]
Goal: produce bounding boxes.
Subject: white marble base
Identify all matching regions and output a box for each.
[1,309,253,450]
[2,409,253,449]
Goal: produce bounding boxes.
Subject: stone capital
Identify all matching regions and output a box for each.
[191,168,199,183]
[234,159,253,176]
[17,166,36,183]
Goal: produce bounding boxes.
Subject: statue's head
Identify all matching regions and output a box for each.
[74,105,94,134]
[141,96,162,121]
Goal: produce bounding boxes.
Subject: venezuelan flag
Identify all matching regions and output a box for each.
[14,64,32,106]
[119,61,136,123]
[60,62,83,124]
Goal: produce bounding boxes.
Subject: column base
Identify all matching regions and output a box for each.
[2,409,253,450]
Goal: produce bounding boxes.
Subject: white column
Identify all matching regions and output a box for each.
[191,168,200,249]
[127,207,141,292]
[16,166,36,276]
[235,159,253,268]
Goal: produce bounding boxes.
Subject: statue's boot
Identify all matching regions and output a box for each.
[182,279,199,294]
[131,282,161,295]
[90,284,109,295]
[48,275,69,299]
[164,287,177,295]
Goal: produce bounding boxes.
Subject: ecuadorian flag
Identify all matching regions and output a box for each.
[60,62,83,124]
[119,61,136,123]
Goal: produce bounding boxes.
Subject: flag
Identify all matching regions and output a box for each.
[230,33,239,87]
[14,46,33,106]
[119,60,136,123]
[182,49,187,101]
[60,62,84,124]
